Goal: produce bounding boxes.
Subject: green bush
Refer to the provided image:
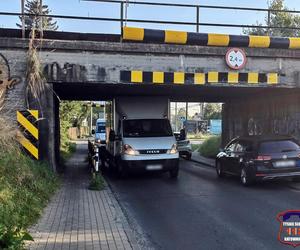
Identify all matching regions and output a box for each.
[198,135,221,158]
[0,225,33,250]
[0,145,59,249]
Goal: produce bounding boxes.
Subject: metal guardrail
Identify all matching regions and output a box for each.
[1,0,300,37]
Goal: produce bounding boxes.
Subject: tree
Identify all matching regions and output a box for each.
[244,0,300,36]
[203,103,222,120]
[59,101,89,150]
[17,0,58,31]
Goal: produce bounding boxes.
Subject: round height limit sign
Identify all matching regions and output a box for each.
[225,48,247,70]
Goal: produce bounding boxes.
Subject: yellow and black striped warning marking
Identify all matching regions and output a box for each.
[120,71,279,85]
[17,110,39,160]
[123,27,300,49]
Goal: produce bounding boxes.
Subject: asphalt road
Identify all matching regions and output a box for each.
[106,159,300,250]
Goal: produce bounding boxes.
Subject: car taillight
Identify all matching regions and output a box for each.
[256,155,272,161]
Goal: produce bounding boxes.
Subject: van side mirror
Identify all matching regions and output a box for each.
[91,129,95,135]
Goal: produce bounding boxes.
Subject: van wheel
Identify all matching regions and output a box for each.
[169,167,179,179]
[240,167,254,186]
[107,158,116,175]
[116,159,128,179]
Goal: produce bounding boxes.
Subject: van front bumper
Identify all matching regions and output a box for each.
[122,158,179,172]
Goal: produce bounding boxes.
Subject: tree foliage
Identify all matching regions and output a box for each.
[17,0,58,31]
[59,101,89,150]
[203,103,222,120]
[244,0,300,36]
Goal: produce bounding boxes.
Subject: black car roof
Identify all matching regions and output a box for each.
[233,135,296,142]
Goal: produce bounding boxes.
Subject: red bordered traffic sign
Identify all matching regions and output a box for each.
[225,48,247,70]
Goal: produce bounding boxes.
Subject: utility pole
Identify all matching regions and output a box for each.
[90,102,93,134]
[175,102,177,132]
[21,0,25,38]
[39,0,43,36]
[185,102,188,121]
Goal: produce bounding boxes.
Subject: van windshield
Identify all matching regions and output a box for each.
[123,119,173,137]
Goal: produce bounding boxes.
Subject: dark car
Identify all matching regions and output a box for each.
[216,135,300,186]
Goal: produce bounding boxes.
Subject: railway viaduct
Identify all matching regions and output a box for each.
[1,27,300,171]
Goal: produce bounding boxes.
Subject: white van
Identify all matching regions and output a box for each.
[94,118,106,144]
[107,97,179,178]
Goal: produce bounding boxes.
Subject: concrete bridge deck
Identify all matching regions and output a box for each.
[1,28,300,170]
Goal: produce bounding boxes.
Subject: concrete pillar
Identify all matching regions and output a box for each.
[29,82,58,172]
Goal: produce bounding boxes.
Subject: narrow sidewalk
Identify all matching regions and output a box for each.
[28,141,137,250]
[191,152,215,167]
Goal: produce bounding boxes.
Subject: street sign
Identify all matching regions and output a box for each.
[225,48,247,70]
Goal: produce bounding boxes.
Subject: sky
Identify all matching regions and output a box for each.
[0,0,300,35]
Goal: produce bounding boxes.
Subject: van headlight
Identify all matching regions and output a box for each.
[123,144,139,156]
[167,144,178,154]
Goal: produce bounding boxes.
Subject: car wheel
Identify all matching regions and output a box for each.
[240,167,254,186]
[186,153,192,161]
[169,167,179,179]
[216,161,224,178]
[292,176,300,182]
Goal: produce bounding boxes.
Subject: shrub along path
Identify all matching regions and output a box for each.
[28,141,136,250]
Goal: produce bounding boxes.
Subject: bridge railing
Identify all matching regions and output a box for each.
[1,0,300,37]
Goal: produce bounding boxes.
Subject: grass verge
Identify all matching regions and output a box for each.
[198,135,221,158]
[0,117,59,249]
[191,144,201,152]
[88,173,105,191]
[60,141,76,164]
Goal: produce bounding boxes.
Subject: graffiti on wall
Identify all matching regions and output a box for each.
[44,62,109,82]
[247,114,300,136]
[0,54,21,110]
[44,62,87,82]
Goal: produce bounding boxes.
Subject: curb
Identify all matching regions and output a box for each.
[104,176,155,250]
[189,158,215,168]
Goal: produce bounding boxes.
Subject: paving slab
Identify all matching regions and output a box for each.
[27,141,137,250]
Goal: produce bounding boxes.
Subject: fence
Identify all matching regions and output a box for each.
[1,0,300,37]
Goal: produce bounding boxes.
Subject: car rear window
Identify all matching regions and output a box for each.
[259,140,300,154]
